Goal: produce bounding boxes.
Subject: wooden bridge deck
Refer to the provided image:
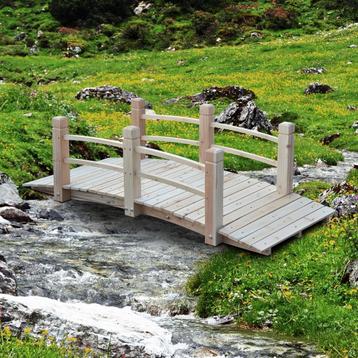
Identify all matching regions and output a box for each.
[24,157,334,256]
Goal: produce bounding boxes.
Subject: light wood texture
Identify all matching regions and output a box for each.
[65,135,123,148]
[199,104,215,163]
[276,122,295,195]
[25,157,335,255]
[52,116,71,202]
[212,122,279,143]
[142,114,199,125]
[123,126,141,217]
[142,136,199,146]
[131,98,146,150]
[65,158,124,172]
[205,148,224,246]
[214,145,278,167]
[136,146,205,171]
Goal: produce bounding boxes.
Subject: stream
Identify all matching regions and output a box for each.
[1,152,357,357]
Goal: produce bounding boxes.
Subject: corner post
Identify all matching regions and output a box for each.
[123,125,141,217]
[277,122,295,195]
[131,98,146,152]
[199,104,215,163]
[205,148,224,246]
[52,116,71,202]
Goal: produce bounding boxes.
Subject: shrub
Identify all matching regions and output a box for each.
[192,11,217,38]
[165,0,225,11]
[264,6,297,30]
[49,0,134,26]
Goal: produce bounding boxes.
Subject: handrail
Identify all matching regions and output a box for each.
[142,135,200,146]
[64,158,124,172]
[136,146,205,171]
[142,114,199,125]
[140,171,204,196]
[212,123,278,143]
[65,134,123,148]
[214,145,278,167]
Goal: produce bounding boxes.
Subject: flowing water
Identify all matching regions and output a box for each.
[0,198,326,357]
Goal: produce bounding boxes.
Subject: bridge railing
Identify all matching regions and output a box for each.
[132,97,295,196]
[52,97,294,247]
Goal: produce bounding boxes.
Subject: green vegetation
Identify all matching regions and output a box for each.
[1,25,357,189]
[0,327,87,357]
[187,214,358,357]
[0,0,357,55]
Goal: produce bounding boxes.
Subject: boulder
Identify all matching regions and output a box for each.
[331,195,357,217]
[76,86,152,109]
[0,295,179,357]
[38,209,64,221]
[301,67,326,75]
[0,173,23,207]
[15,32,26,41]
[342,260,358,288]
[0,256,17,295]
[0,207,32,223]
[215,99,272,133]
[320,133,341,145]
[165,86,256,106]
[134,2,152,15]
[304,82,334,95]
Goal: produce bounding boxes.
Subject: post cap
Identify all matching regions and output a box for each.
[200,103,215,116]
[131,98,145,110]
[206,147,224,163]
[278,122,295,135]
[123,125,140,139]
[52,116,68,129]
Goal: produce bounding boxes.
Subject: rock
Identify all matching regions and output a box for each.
[353,121,358,129]
[134,1,152,15]
[0,295,178,357]
[165,86,256,106]
[65,45,82,58]
[348,105,357,111]
[23,113,33,118]
[76,86,152,109]
[301,67,326,75]
[0,256,17,295]
[0,216,11,233]
[304,82,334,95]
[29,43,39,55]
[348,44,357,48]
[215,99,272,133]
[0,173,23,207]
[37,30,44,38]
[331,195,357,217]
[38,209,64,221]
[15,32,26,41]
[342,260,358,288]
[315,159,328,168]
[206,315,235,325]
[320,133,341,145]
[250,32,263,38]
[0,77,5,85]
[0,207,32,223]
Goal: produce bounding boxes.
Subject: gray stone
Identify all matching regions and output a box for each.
[342,260,358,287]
[331,195,357,217]
[0,207,32,223]
[38,209,64,221]
[134,1,152,15]
[0,256,17,295]
[76,86,152,109]
[215,99,272,133]
[15,32,26,41]
[301,67,326,75]
[0,173,22,207]
[304,82,334,95]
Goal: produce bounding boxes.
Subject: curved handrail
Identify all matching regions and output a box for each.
[142,135,199,146]
[64,158,124,172]
[140,171,204,196]
[214,145,278,167]
[65,135,123,148]
[142,114,199,125]
[136,146,205,171]
[212,123,278,143]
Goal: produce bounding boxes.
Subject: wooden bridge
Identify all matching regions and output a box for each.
[24,99,334,255]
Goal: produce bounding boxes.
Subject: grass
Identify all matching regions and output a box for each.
[0,24,357,357]
[1,25,357,187]
[0,327,87,357]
